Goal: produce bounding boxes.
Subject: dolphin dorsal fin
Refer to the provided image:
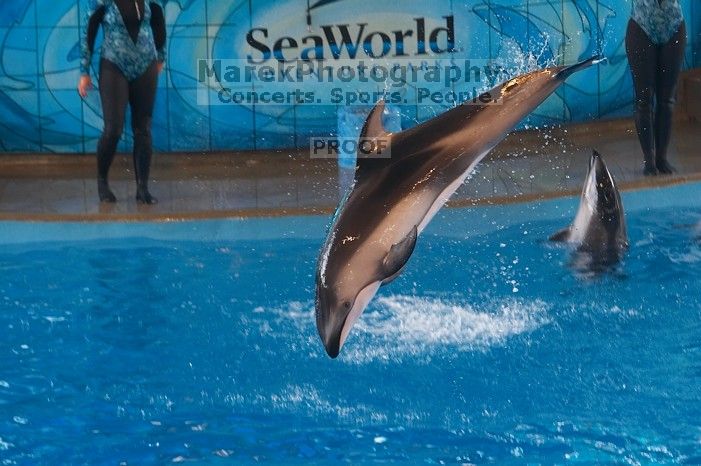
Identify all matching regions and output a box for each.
[355,100,394,178]
[359,99,390,141]
[381,225,418,285]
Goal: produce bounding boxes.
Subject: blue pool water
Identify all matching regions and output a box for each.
[1,182,701,464]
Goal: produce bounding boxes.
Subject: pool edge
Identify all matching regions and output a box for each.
[1,172,700,223]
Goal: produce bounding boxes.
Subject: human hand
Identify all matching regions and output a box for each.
[157,62,164,73]
[78,75,92,98]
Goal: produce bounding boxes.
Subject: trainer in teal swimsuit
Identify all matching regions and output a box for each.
[630,0,683,44]
[79,0,166,204]
[626,0,686,176]
[81,0,166,80]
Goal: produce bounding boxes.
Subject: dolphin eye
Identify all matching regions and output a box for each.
[343,301,351,310]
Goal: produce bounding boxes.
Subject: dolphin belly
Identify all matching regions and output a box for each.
[418,151,489,234]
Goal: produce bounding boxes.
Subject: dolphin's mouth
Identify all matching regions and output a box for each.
[335,281,381,355]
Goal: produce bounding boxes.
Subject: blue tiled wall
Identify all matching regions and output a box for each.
[0,0,698,153]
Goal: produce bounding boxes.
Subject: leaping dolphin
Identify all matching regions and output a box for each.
[316,56,603,358]
[549,150,628,274]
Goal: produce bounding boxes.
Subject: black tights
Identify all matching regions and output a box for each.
[625,19,686,175]
[97,58,158,203]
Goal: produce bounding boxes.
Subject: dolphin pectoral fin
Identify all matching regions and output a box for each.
[549,227,571,242]
[381,225,418,284]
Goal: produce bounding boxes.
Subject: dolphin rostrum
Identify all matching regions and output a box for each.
[316,56,603,358]
[549,150,628,274]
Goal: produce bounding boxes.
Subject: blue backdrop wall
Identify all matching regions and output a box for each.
[0,0,698,153]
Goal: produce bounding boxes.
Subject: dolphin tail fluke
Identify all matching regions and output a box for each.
[555,55,605,80]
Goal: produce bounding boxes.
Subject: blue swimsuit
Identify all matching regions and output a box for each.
[80,0,166,81]
[631,0,684,44]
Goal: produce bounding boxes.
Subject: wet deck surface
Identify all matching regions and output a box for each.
[1,116,700,221]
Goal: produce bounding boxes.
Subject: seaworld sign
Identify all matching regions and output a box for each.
[245,16,456,63]
[198,9,473,107]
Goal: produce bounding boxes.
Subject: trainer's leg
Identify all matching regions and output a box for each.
[97,59,129,202]
[128,62,159,204]
[654,22,686,174]
[625,19,658,175]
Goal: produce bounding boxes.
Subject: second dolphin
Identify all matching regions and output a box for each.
[549,150,628,274]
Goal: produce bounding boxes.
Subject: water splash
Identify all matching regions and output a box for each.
[272,295,550,363]
[347,295,550,360]
[225,383,392,425]
[666,244,701,265]
[492,35,560,81]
